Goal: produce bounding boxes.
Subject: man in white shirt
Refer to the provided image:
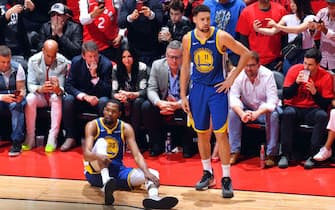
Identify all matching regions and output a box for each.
[228,51,280,167]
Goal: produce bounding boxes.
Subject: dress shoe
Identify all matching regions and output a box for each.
[265,155,277,168]
[230,153,240,165]
[60,138,76,152]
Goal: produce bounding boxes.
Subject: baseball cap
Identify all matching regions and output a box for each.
[49,3,66,15]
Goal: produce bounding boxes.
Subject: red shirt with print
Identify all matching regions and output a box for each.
[236,2,287,65]
[83,0,119,51]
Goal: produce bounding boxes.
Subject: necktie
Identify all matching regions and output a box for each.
[44,66,50,102]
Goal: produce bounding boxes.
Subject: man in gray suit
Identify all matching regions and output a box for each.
[142,40,196,157]
[22,39,70,153]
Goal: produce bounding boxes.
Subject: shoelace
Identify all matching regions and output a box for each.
[200,171,212,182]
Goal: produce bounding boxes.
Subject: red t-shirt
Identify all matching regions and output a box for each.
[236,2,286,65]
[283,64,334,108]
[83,0,119,51]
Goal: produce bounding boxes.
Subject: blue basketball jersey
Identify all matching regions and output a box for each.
[94,118,125,165]
[189,27,225,86]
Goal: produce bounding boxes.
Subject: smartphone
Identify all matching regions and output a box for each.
[96,0,105,8]
[136,0,143,11]
[14,90,20,97]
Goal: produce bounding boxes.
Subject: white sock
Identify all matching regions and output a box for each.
[201,159,212,174]
[222,164,230,177]
[101,168,110,185]
[145,180,159,198]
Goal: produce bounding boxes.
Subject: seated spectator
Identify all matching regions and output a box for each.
[112,44,149,152]
[118,0,163,66]
[141,40,196,158]
[228,51,280,167]
[0,0,35,70]
[38,3,83,61]
[279,48,334,169]
[79,0,122,63]
[22,40,70,153]
[63,41,112,151]
[0,45,26,156]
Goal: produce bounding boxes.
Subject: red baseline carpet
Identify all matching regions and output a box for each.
[0,141,334,197]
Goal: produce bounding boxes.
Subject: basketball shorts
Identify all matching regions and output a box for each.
[189,82,228,133]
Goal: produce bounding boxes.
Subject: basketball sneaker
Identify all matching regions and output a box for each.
[221,177,234,198]
[104,178,117,205]
[8,141,21,157]
[195,170,215,190]
[143,196,178,209]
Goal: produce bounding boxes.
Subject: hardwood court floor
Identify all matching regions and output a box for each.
[0,175,334,210]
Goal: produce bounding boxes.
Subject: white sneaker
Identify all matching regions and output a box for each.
[313,147,332,161]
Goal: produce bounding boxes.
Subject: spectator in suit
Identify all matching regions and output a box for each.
[118,0,163,66]
[38,3,83,61]
[22,39,70,153]
[279,48,334,169]
[62,41,112,151]
[142,40,197,158]
[112,44,149,152]
[228,51,280,167]
[0,45,26,156]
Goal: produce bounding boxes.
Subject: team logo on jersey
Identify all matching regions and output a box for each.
[105,136,119,158]
[193,48,214,73]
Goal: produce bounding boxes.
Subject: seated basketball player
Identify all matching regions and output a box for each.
[83,99,178,209]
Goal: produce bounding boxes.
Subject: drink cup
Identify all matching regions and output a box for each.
[161,27,169,41]
[302,70,310,83]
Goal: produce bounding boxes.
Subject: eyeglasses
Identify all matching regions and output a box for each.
[166,55,182,60]
[246,63,258,68]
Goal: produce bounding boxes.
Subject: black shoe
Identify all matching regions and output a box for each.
[195,170,215,190]
[304,157,315,169]
[221,177,234,198]
[143,196,178,209]
[104,178,117,205]
[8,141,21,157]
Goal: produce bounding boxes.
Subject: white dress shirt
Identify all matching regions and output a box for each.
[229,65,279,112]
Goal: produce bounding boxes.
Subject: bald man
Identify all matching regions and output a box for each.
[22,39,71,153]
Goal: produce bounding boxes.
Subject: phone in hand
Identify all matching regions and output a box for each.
[96,0,105,8]
[136,0,143,11]
[14,90,20,97]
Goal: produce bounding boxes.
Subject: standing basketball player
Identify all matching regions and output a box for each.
[83,99,178,209]
[180,5,251,198]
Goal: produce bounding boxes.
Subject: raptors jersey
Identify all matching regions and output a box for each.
[84,0,119,51]
[189,27,225,86]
